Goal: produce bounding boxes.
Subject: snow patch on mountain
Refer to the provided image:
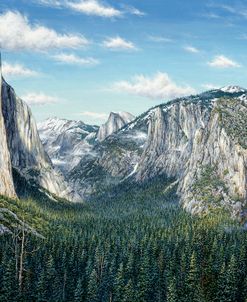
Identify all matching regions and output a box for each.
[220,85,246,94]
[38,117,99,174]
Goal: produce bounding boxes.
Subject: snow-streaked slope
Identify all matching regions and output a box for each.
[38,117,99,173]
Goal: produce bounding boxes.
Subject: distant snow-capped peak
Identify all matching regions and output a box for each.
[220,85,246,93]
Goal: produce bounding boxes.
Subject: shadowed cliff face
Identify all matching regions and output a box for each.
[68,87,247,215]
[0,76,16,198]
[0,77,73,201]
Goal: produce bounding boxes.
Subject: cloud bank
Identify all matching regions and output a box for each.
[2,62,39,77]
[103,37,137,51]
[112,72,195,100]
[36,0,145,18]
[67,0,122,17]
[183,46,200,53]
[0,11,89,51]
[208,55,240,68]
[21,92,61,105]
[52,53,99,65]
[80,111,108,120]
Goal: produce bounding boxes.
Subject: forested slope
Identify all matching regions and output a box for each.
[0,179,246,302]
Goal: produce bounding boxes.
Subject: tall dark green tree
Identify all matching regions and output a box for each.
[87,269,98,302]
[123,279,135,302]
[1,258,18,302]
[115,263,126,302]
[186,251,202,302]
[167,276,177,302]
[74,278,84,302]
[36,269,47,302]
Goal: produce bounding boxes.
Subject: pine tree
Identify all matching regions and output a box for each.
[60,251,68,301]
[1,258,18,302]
[46,254,59,301]
[123,279,135,302]
[115,262,126,302]
[74,278,84,302]
[87,269,98,302]
[137,252,151,302]
[36,268,47,302]
[157,251,166,302]
[216,256,238,302]
[167,276,177,302]
[225,255,237,302]
[186,252,201,302]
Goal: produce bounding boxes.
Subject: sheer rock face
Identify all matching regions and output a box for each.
[69,87,247,214]
[1,78,72,201]
[135,98,247,214]
[97,112,135,142]
[0,76,16,198]
[136,102,212,181]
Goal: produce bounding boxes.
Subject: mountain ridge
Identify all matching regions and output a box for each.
[63,85,247,216]
[1,73,247,217]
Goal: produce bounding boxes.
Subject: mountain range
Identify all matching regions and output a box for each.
[0,67,246,218]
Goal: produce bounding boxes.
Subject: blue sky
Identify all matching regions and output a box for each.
[1,0,247,124]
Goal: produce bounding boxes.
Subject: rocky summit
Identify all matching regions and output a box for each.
[97,111,135,141]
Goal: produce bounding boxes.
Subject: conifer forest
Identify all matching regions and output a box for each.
[1,180,246,302]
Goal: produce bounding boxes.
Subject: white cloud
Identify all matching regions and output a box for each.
[112,72,195,100]
[217,4,247,18]
[148,36,173,43]
[122,5,146,16]
[103,36,137,51]
[21,92,61,105]
[80,111,108,120]
[183,46,200,53]
[67,0,122,18]
[202,12,220,19]
[36,0,145,18]
[2,62,39,77]
[52,53,99,65]
[208,55,240,68]
[201,83,220,90]
[36,0,61,6]
[0,11,89,51]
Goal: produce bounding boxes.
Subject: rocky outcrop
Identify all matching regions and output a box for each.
[97,111,135,141]
[0,77,72,201]
[0,75,16,198]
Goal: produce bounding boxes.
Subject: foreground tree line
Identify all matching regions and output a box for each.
[0,180,246,302]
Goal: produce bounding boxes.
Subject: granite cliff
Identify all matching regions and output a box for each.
[0,71,72,201]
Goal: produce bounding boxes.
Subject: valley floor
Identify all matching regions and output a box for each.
[0,180,246,302]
